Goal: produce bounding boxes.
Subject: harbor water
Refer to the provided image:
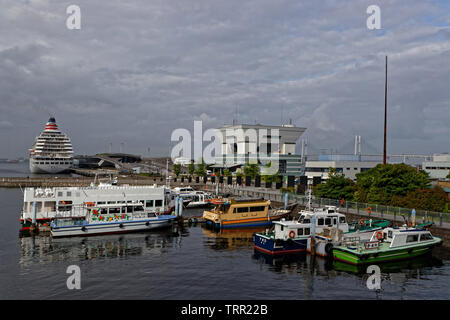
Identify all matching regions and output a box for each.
[0,163,449,299]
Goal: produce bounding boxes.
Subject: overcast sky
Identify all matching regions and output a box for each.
[0,0,449,159]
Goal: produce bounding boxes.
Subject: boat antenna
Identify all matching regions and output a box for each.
[383,55,388,165]
[307,180,312,211]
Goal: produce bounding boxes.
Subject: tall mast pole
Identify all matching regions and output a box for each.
[383,55,388,165]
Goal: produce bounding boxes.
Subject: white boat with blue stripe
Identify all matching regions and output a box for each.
[51,202,176,238]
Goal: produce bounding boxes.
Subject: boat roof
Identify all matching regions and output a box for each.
[229,197,267,204]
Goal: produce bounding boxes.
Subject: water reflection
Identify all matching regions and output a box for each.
[201,225,265,251]
[19,228,184,267]
[332,252,444,275]
[252,250,336,276]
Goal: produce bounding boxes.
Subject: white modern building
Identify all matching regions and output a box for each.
[213,122,306,176]
[305,155,381,180]
[422,153,450,180]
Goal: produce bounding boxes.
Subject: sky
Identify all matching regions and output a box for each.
[0,0,449,159]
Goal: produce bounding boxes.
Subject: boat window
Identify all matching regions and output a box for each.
[297,228,304,235]
[317,218,324,226]
[108,201,116,204]
[325,218,332,225]
[109,207,120,214]
[134,205,144,212]
[388,231,393,238]
[303,219,310,224]
[339,217,346,223]
[304,228,310,235]
[420,233,433,241]
[67,192,72,197]
[98,201,106,205]
[100,208,108,215]
[147,212,156,218]
[57,200,72,211]
[406,234,419,243]
[58,192,63,197]
[155,200,163,207]
[237,207,249,213]
[126,206,133,213]
[250,206,265,212]
[146,200,154,207]
[280,225,284,231]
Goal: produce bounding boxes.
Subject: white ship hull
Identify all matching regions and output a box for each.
[29,158,72,174]
[51,216,174,238]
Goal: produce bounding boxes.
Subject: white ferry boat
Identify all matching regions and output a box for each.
[50,203,176,238]
[20,183,169,231]
[29,117,73,174]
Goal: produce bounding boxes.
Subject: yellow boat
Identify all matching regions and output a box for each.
[202,198,290,228]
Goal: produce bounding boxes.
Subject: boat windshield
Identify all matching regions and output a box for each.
[213,204,229,213]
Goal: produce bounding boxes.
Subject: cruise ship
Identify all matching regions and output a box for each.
[29,117,73,174]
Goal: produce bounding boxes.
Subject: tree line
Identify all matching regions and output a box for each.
[314,163,449,212]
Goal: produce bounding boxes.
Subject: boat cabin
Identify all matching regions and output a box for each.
[203,198,270,224]
[272,219,311,240]
[371,227,436,248]
[298,211,349,233]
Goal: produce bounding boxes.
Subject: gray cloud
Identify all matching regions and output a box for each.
[0,0,449,159]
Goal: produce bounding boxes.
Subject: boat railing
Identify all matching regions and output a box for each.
[341,236,363,249]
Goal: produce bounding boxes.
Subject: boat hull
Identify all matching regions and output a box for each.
[333,239,442,265]
[254,233,307,255]
[51,216,175,238]
[206,217,273,229]
[29,158,72,174]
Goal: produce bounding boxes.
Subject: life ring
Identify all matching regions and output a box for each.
[366,207,372,214]
[376,231,383,240]
[289,230,295,239]
[359,219,366,226]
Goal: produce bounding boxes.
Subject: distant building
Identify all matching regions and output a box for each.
[173,157,191,166]
[422,153,450,180]
[305,154,381,180]
[212,122,306,176]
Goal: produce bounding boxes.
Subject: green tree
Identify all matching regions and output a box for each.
[355,163,430,205]
[223,169,231,177]
[243,162,260,179]
[188,161,195,176]
[194,158,207,176]
[172,163,181,177]
[447,171,450,179]
[391,186,448,212]
[261,161,280,183]
[313,170,357,200]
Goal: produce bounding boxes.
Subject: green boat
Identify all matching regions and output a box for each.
[333,226,442,265]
